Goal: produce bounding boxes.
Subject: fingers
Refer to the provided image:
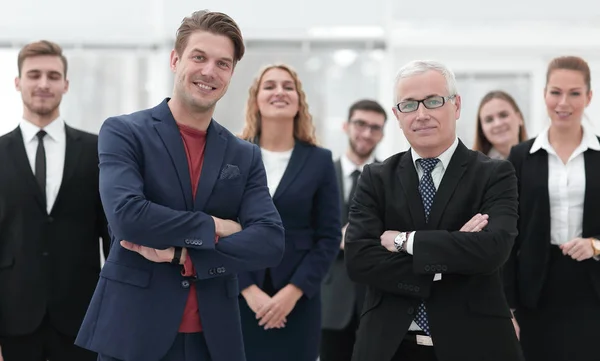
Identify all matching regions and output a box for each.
[258,306,279,327]
[120,240,140,252]
[460,214,489,232]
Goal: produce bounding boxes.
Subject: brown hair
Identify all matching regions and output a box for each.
[18,40,67,78]
[175,10,245,63]
[347,99,387,122]
[240,64,317,146]
[546,56,591,91]
[473,90,528,155]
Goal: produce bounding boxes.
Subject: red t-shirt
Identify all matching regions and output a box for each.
[177,123,207,333]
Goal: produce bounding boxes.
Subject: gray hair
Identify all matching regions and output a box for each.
[393,60,458,103]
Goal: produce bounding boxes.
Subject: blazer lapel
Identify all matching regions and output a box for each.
[153,101,193,210]
[273,141,311,202]
[427,141,470,229]
[51,125,82,214]
[7,127,46,212]
[583,147,600,236]
[193,121,227,211]
[397,151,426,230]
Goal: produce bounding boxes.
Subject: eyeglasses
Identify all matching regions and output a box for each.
[395,95,456,113]
[349,119,383,134]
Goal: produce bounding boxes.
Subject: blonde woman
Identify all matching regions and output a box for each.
[238,64,342,361]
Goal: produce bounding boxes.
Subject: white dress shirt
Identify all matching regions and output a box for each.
[261,147,293,197]
[340,153,376,203]
[529,124,600,246]
[20,117,66,214]
[405,137,459,331]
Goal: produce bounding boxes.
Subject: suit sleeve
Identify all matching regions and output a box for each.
[412,160,519,276]
[288,154,342,299]
[503,147,524,308]
[345,165,434,298]
[97,198,111,259]
[187,145,285,280]
[98,116,285,276]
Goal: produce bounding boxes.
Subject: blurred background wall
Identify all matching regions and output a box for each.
[1,0,599,159]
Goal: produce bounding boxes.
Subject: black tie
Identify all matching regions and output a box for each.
[35,130,47,204]
[348,169,361,206]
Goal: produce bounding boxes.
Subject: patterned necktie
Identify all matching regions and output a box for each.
[415,157,440,335]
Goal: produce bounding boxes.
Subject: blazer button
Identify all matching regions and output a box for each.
[181,280,190,289]
[184,239,191,245]
[42,252,49,257]
[397,282,404,289]
[407,307,415,315]
[424,265,431,272]
[197,240,203,246]
[414,286,420,292]
[408,285,414,291]
[47,217,54,223]
[436,265,442,272]
[441,265,448,272]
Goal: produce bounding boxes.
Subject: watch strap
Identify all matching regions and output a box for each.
[171,247,183,264]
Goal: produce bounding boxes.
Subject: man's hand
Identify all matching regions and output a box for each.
[213,217,242,237]
[460,213,489,232]
[380,230,401,252]
[340,223,348,250]
[560,238,594,261]
[241,285,286,329]
[256,284,303,330]
[0,344,4,361]
[120,241,187,264]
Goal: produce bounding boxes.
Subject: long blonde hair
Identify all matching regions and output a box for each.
[240,64,317,146]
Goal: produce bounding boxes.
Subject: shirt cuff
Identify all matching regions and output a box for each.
[406,231,416,255]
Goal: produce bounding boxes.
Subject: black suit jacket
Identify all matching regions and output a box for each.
[321,158,378,330]
[345,141,524,361]
[0,125,110,337]
[504,138,600,310]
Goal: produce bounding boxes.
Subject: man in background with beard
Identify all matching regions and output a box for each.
[320,99,387,361]
[0,40,110,361]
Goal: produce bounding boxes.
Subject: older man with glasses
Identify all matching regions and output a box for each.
[344,60,524,361]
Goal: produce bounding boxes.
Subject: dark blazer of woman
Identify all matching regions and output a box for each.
[238,140,342,361]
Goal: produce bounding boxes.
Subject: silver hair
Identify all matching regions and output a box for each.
[393,60,459,103]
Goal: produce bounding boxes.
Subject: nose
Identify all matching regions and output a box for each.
[558,93,568,105]
[38,75,50,89]
[200,61,217,78]
[415,102,429,120]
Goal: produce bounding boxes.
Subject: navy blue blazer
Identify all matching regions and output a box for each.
[238,141,342,299]
[75,99,285,361]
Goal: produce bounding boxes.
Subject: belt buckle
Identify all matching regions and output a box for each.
[416,335,434,347]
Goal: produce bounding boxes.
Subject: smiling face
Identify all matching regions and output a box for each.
[170,30,235,114]
[15,55,69,122]
[479,97,523,150]
[256,67,299,120]
[544,69,592,130]
[392,70,460,157]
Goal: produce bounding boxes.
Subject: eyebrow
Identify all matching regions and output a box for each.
[402,94,440,101]
[549,86,584,91]
[262,80,295,85]
[190,48,233,64]
[25,69,63,76]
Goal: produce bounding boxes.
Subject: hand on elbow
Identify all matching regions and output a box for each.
[212,216,242,237]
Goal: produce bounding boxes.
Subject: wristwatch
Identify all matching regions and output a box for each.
[394,232,411,253]
[171,247,183,264]
[590,238,600,257]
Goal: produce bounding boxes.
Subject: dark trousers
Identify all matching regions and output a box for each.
[391,332,437,361]
[0,316,96,361]
[320,315,359,361]
[97,332,211,361]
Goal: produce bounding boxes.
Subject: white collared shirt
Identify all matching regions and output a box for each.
[405,137,459,331]
[529,123,600,246]
[340,153,376,203]
[19,117,66,213]
[261,147,293,197]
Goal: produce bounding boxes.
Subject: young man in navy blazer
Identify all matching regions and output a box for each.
[75,10,285,361]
